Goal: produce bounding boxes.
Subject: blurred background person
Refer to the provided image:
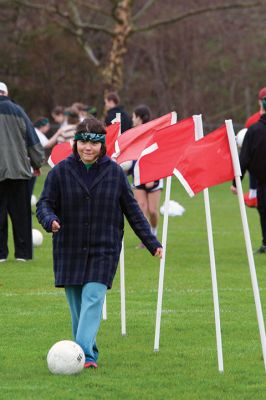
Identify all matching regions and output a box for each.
[51,106,66,129]
[56,107,80,143]
[34,116,62,149]
[131,105,163,248]
[104,91,132,133]
[242,88,266,208]
[72,102,98,121]
[29,117,62,196]
[34,117,51,147]
[0,82,44,262]
[72,102,87,121]
[231,87,266,254]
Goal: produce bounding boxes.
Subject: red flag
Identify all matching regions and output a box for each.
[173,125,234,196]
[106,122,120,157]
[134,117,195,185]
[48,142,72,167]
[245,111,261,128]
[115,112,174,164]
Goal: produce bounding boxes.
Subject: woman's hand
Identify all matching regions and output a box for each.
[230,185,237,195]
[154,247,163,259]
[51,220,61,233]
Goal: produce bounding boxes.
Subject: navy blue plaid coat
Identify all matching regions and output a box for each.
[37,155,161,289]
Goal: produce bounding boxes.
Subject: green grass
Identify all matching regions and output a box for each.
[1,166,266,399]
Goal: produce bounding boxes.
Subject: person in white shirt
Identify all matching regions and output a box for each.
[29,117,61,196]
[34,117,61,149]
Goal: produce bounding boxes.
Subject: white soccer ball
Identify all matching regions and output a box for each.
[32,228,43,247]
[47,340,85,375]
[236,128,247,149]
[120,160,133,172]
[31,194,37,207]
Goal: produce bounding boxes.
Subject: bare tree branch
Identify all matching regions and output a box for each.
[131,1,262,33]
[10,0,56,12]
[76,0,113,18]
[76,36,101,66]
[8,0,114,35]
[76,22,114,35]
[64,0,101,66]
[132,0,158,21]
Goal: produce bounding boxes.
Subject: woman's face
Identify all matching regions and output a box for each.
[77,140,102,163]
[132,112,142,127]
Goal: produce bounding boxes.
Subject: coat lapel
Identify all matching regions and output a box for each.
[66,156,91,196]
[66,155,111,195]
[89,167,110,191]
[68,167,91,196]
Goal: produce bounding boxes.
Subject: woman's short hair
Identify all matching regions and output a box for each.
[64,107,80,125]
[105,92,120,105]
[134,105,151,124]
[51,105,65,115]
[73,116,107,158]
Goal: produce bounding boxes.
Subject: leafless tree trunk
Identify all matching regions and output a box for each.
[102,0,133,91]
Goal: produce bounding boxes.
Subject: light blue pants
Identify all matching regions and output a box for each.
[65,282,107,363]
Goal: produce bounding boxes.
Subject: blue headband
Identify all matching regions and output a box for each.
[74,132,106,143]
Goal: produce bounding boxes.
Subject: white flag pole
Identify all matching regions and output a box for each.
[193,115,224,372]
[102,295,107,320]
[154,176,172,351]
[116,113,126,336]
[154,111,177,351]
[120,238,126,336]
[225,119,266,371]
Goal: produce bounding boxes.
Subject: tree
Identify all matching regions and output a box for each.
[1,0,262,92]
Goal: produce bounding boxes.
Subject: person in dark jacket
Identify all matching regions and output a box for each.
[0,82,45,262]
[231,87,266,253]
[104,92,132,133]
[36,116,162,369]
[242,88,266,208]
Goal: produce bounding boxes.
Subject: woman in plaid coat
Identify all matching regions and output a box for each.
[37,116,162,369]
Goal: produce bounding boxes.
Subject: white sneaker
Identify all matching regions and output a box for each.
[0,259,6,262]
[16,258,26,262]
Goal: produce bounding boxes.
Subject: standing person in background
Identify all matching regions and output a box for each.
[242,89,266,208]
[36,116,162,368]
[56,107,80,143]
[104,92,132,133]
[51,106,66,129]
[231,87,266,254]
[72,102,87,121]
[0,82,44,262]
[48,107,67,160]
[131,105,163,248]
[72,103,98,120]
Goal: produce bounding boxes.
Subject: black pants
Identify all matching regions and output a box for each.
[257,183,266,246]
[0,179,32,259]
[249,173,257,191]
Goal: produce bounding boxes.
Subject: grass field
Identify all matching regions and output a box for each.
[1,166,266,399]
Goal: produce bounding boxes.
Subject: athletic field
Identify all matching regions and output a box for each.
[1,166,266,399]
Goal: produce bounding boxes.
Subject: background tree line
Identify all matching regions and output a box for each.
[0,0,265,128]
